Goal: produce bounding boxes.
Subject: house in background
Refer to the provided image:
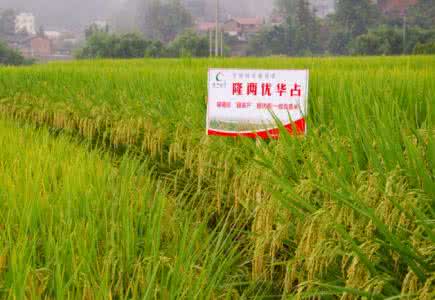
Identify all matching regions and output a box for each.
[5,11,76,61]
[195,21,218,34]
[47,30,80,57]
[44,30,62,40]
[223,17,264,42]
[15,13,36,35]
[19,35,53,59]
[268,13,286,27]
[377,0,418,15]
[220,17,264,56]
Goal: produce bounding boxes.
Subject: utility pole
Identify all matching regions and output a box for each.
[215,0,220,57]
[209,29,213,56]
[402,12,407,54]
[220,30,224,57]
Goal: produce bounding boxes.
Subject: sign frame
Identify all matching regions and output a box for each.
[206,68,309,139]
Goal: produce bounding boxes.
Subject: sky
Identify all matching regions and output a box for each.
[0,0,119,30]
[0,0,274,32]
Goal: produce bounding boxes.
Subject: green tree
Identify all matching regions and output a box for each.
[273,0,322,55]
[326,0,380,54]
[404,27,435,53]
[350,26,402,55]
[166,30,208,57]
[85,24,109,40]
[116,33,151,58]
[414,42,435,54]
[78,32,163,59]
[292,0,322,54]
[407,0,435,29]
[349,25,435,56]
[274,0,296,17]
[78,31,118,58]
[0,41,29,65]
[0,9,16,37]
[142,0,193,42]
[334,0,380,37]
[327,28,352,55]
[144,40,165,57]
[274,0,322,55]
[248,25,289,56]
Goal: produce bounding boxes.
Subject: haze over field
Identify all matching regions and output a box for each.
[0,0,273,30]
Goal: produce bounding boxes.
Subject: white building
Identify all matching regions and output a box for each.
[15,13,36,35]
[309,0,336,18]
[92,20,109,31]
[44,31,62,40]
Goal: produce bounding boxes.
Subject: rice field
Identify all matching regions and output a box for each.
[0,56,434,299]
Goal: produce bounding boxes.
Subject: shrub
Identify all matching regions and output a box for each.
[0,41,32,65]
[77,32,151,59]
[350,26,402,55]
[166,30,208,58]
[414,42,435,54]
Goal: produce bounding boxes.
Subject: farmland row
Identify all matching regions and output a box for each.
[0,57,434,298]
[0,119,260,298]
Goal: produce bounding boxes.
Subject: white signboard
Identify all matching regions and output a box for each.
[207,68,309,138]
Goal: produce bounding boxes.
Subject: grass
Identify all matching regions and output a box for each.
[0,56,434,298]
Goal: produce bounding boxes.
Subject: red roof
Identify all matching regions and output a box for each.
[196,22,217,32]
[380,0,418,14]
[231,17,264,26]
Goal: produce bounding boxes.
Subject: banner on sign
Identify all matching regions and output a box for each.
[207,68,309,139]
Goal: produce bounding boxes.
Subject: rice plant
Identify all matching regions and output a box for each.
[0,120,260,299]
[0,56,433,298]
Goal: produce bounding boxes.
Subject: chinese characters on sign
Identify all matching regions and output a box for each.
[207,69,309,138]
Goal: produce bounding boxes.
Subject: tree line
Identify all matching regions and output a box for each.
[76,29,209,59]
[75,0,208,59]
[78,0,435,59]
[250,0,435,56]
[2,0,435,64]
